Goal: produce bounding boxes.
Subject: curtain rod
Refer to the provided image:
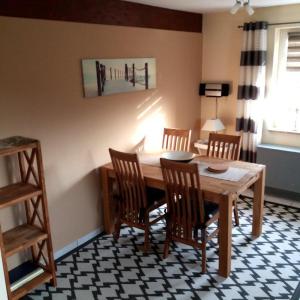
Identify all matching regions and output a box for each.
[238,21,300,28]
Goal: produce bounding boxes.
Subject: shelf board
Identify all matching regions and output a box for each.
[0,136,38,157]
[0,183,42,209]
[11,270,52,300]
[3,224,48,257]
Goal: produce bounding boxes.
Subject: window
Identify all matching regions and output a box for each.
[268,27,300,133]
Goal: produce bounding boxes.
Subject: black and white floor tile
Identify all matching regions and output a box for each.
[25,199,300,300]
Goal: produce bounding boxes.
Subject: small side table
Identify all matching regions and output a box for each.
[194,140,208,155]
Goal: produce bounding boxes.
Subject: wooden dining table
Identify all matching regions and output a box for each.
[100,154,266,278]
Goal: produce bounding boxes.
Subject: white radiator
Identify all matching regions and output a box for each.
[257,144,300,194]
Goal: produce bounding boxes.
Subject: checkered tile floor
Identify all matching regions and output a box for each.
[25,199,300,300]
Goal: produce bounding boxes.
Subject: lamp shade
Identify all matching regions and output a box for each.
[201,119,225,132]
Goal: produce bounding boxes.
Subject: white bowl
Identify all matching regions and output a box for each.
[161,151,195,162]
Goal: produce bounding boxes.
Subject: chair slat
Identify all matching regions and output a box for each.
[206,133,241,160]
[162,128,191,152]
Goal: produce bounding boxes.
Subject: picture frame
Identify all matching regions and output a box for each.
[81,58,156,97]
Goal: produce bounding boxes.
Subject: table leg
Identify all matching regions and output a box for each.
[252,167,265,237]
[218,194,233,277]
[100,167,114,234]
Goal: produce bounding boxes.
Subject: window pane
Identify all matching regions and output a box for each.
[268,28,300,133]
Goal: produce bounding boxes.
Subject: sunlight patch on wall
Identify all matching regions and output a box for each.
[137,97,162,120]
[132,99,166,152]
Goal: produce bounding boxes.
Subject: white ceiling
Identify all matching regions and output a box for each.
[123,0,300,13]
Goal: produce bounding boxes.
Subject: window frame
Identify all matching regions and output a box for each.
[265,24,300,135]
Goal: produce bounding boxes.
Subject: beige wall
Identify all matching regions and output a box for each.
[202,4,300,147]
[0,16,202,268]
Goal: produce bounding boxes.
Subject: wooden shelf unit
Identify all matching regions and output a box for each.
[3,225,48,258]
[11,270,53,300]
[0,136,56,300]
[0,183,42,209]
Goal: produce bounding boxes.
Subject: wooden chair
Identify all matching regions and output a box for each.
[160,158,219,273]
[206,133,242,226]
[207,133,241,161]
[162,128,192,152]
[109,148,166,252]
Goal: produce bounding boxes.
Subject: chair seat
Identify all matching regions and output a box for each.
[113,188,165,214]
[194,200,219,227]
[112,187,165,201]
[146,187,166,207]
[164,200,218,227]
[204,201,219,219]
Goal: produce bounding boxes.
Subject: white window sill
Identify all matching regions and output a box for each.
[267,128,300,135]
[257,143,300,153]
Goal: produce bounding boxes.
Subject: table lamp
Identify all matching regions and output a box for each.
[201,118,225,132]
[199,118,225,145]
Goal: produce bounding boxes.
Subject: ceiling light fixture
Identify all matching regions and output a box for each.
[230,0,254,16]
[244,1,255,15]
[230,0,242,14]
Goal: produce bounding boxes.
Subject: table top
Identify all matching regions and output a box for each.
[101,155,265,197]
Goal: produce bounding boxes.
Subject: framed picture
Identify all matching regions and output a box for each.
[81,58,156,97]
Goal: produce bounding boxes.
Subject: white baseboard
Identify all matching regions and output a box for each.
[54,227,103,260]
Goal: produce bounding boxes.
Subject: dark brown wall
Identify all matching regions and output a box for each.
[0,0,202,33]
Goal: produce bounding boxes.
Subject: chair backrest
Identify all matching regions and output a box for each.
[109,148,147,224]
[160,158,205,240]
[162,128,192,152]
[207,133,241,160]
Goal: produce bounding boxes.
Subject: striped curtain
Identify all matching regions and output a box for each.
[236,21,268,162]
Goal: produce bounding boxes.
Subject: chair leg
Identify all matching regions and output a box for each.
[218,220,220,242]
[163,222,171,259]
[144,213,150,253]
[193,228,198,241]
[201,228,206,273]
[233,199,239,227]
[113,219,121,241]
[144,230,150,253]
[113,203,121,241]
[163,236,170,259]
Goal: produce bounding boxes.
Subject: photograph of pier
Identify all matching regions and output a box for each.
[82,58,156,97]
